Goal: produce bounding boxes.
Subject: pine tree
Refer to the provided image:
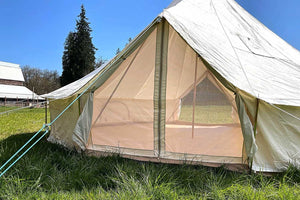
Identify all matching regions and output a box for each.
[61,32,76,86]
[61,5,97,86]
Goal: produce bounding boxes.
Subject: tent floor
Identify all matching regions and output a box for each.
[86,148,248,172]
[165,123,243,157]
[90,122,243,158]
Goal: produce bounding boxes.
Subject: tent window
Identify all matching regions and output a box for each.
[179,77,236,124]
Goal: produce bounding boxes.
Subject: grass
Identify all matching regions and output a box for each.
[179,105,235,124]
[0,106,49,140]
[0,107,300,199]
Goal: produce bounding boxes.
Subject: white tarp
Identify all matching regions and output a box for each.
[163,0,300,106]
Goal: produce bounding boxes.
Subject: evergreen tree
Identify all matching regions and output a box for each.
[61,32,76,86]
[61,5,97,86]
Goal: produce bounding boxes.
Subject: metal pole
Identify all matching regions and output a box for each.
[249,98,260,174]
[32,87,34,106]
[45,98,47,124]
[192,54,198,139]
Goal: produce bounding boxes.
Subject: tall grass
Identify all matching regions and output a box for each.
[0,107,300,199]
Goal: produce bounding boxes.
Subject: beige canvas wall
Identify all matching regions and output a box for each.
[89,27,158,152]
[48,96,79,148]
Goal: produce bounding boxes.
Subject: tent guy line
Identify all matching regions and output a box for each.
[0,17,161,178]
[0,126,49,178]
[1,0,300,175]
[43,0,299,172]
[0,60,101,177]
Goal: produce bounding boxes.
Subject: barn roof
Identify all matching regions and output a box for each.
[0,61,24,82]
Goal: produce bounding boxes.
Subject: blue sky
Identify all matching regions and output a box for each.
[0,0,299,75]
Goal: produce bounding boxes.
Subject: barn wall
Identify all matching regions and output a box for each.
[0,79,23,86]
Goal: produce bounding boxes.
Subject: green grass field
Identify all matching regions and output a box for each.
[0,107,300,199]
[0,106,49,140]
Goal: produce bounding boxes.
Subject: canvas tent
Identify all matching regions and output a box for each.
[43,0,300,172]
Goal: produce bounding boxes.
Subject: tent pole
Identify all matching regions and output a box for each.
[192,54,198,138]
[249,98,260,173]
[78,94,81,116]
[154,19,169,156]
[253,98,260,137]
[45,98,48,124]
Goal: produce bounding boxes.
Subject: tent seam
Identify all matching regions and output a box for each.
[211,0,256,97]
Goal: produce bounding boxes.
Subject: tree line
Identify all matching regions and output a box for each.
[22,5,129,95]
[22,66,60,95]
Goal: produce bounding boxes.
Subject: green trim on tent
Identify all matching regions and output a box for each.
[154,19,169,156]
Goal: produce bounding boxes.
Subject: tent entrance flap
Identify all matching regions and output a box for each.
[163,24,243,163]
[86,22,244,163]
[88,25,158,157]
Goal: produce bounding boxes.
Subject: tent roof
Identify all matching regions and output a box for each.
[163,0,300,106]
[0,84,43,99]
[44,0,300,106]
[0,61,24,82]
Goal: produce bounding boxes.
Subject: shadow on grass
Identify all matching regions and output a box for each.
[0,132,122,191]
[1,132,300,196]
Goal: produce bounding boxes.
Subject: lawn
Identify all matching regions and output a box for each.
[0,106,48,140]
[0,106,300,199]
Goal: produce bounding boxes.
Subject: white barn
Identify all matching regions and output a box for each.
[0,61,41,102]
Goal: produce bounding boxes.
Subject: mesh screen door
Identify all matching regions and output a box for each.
[88,28,157,156]
[164,25,243,162]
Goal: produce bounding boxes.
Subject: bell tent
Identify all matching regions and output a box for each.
[44,0,300,172]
